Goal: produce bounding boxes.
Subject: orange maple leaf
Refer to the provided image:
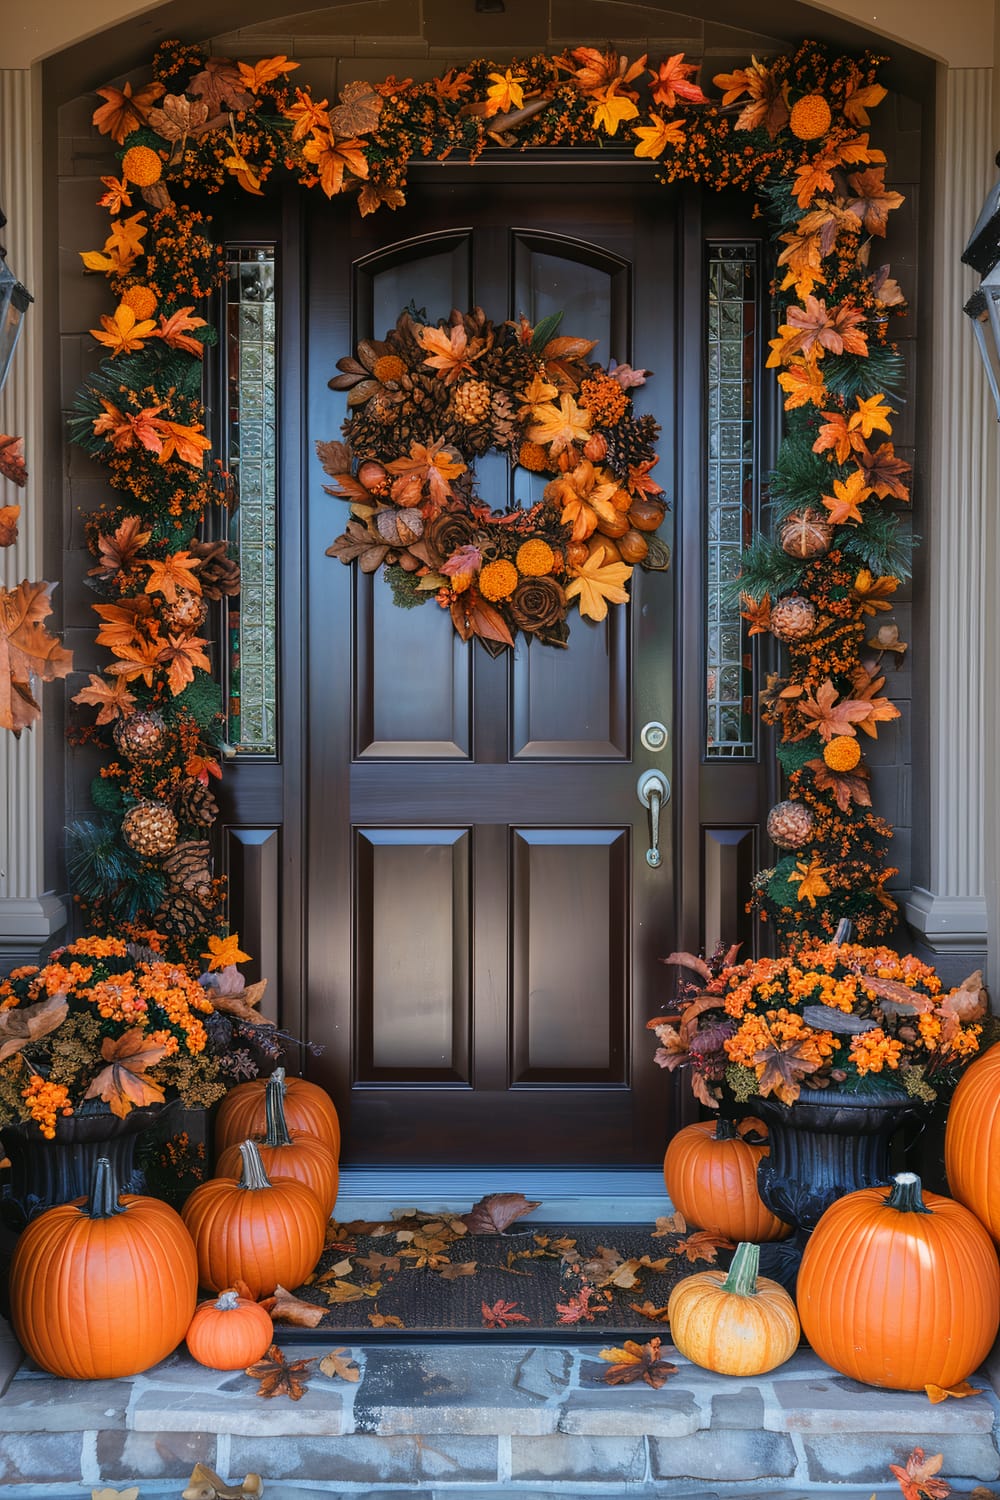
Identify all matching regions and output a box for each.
[777,358,828,410]
[794,678,873,742]
[300,132,369,198]
[740,591,772,636]
[0,505,20,544]
[791,156,837,209]
[97,175,133,213]
[0,434,27,487]
[813,411,864,465]
[857,442,910,501]
[0,580,73,735]
[566,546,633,621]
[92,80,165,143]
[157,633,212,695]
[842,81,887,126]
[417,322,483,384]
[71,672,138,725]
[852,569,898,615]
[107,213,149,263]
[592,81,640,136]
[203,932,252,970]
[284,89,331,141]
[105,637,163,689]
[484,69,526,117]
[822,468,872,525]
[155,307,208,357]
[89,304,157,358]
[529,395,592,455]
[144,550,203,603]
[632,113,686,160]
[93,597,156,654]
[84,1028,167,1118]
[237,55,300,93]
[888,1447,950,1500]
[849,393,894,439]
[386,439,467,506]
[846,168,905,236]
[714,57,789,136]
[153,419,212,469]
[788,855,832,909]
[649,54,707,108]
[92,398,165,455]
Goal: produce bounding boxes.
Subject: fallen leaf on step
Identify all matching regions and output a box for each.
[925,1380,982,1403]
[260,1284,324,1327]
[319,1347,361,1382]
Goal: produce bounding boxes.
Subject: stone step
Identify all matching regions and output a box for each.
[1,1334,998,1494]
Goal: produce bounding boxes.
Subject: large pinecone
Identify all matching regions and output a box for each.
[187,539,241,599]
[601,414,660,482]
[162,839,214,901]
[155,888,212,939]
[176,777,219,828]
[121,801,178,857]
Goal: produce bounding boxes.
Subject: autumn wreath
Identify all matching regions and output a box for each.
[320,308,669,650]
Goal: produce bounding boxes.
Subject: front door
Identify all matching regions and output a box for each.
[301,176,679,1164]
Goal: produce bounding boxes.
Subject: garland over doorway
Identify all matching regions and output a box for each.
[64,37,911,956]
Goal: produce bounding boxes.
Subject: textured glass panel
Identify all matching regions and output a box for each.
[224,246,278,755]
[705,243,758,759]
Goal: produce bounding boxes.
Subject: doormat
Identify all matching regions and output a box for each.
[279,1193,736,1342]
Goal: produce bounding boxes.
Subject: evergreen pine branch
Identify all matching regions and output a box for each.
[169,672,225,734]
[821,346,906,399]
[720,535,805,608]
[840,510,917,580]
[66,818,167,922]
[768,427,842,518]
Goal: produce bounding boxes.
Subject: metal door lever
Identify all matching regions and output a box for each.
[637,769,670,868]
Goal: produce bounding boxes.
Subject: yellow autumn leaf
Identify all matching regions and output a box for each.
[592,82,639,136]
[89,304,158,358]
[566,545,633,621]
[788,856,832,908]
[848,393,894,439]
[203,932,252,970]
[485,70,525,117]
[632,113,685,160]
[528,395,592,454]
[925,1380,982,1403]
[821,468,871,526]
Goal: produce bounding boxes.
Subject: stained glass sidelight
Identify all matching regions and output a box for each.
[705,243,759,759]
[223,247,277,755]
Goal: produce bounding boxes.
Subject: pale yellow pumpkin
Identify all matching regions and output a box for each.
[667,1240,800,1376]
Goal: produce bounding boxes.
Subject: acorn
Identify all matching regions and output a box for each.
[628,500,667,532]
[565,540,589,568]
[618,529,649,564]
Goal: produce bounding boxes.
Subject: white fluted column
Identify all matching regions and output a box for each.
[0,67,67,964]
[905,66,993,964]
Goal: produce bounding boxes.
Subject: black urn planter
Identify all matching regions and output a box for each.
[752,1087,922,1292]
[0,1103,169,1231]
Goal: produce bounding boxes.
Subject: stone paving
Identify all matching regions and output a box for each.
[1,1318,999,1497]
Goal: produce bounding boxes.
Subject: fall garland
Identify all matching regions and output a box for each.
[61,35,911,959]
[320,309,668,650]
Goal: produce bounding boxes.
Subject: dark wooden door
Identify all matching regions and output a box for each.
[301,177,680,1164]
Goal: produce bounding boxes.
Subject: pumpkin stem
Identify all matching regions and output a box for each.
[237,1138,274,1192]
[714,1116,739,1141]
[720,1240,761,1297]
[885,1170,932,1215]
[84,1155,128,1219]
[264,1069,293,1149]
[215,1290,242,1311]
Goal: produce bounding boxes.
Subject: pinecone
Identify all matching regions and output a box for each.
[490,389,518,450]
[176,777,219,827]
[601,414,660,481]
[187,540,241,600]
[113,710,168,763]
[155,888,211,939]
[162,839,214,901]
[779,510,832,560]
[161,588,209,633]
[454,379,492,425]
[122,800,179,857]
[767,799,815,850]
[770,595,817,641]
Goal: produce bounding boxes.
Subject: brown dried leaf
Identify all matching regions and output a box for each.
[462,1192,541,1235]
[83,1028,167,1117]
[661,950,713,982]
[246,1345,314,1400]
[675,1229,735,1264]
[147,93,210,142]
[436,1260,478,1279]
[859,976,936,1014]
[482,1298,530,1327]
[599,1337,677,1388]
[319,1346,361,1382]
[329,80,383,136]
[260,1284,324,1327]
[368,1311,406,1328]
[0,434,27,487]
[322,1279,380,1304]
[316,438,353,478]
[0,505,19,546]
[0,992,69,1063]
[354,1252,401,1275]
[651,1211,687,1238]
[925,1381,982,1403]
[0,580,74,734]
[188,57,255,114]
[629,1300,671,1321]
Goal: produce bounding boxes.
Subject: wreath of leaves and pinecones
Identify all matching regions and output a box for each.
[319,307,669,651]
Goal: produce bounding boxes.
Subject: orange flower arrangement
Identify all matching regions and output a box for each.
[649,943,987,1111]
[0,935,272,1137]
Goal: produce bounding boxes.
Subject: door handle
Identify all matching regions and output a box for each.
[637,770,670,868]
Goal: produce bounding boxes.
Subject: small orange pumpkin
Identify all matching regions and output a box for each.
[944,1040,1000,1245]
[214,1067,340,1160]
[215,1069,338,1216]
[664,1117,791,1243]
[186,1288,274,1369]
[10,1155,198,1379]
[668,1239,800,1376]
[181,1138,326,1299]
[797,1172,1000,1390]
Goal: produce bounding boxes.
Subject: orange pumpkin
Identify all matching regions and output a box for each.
[797,1172,1000,1390]
[664,1117,791,1242]
[186,1288,274,1369]
[215,1069,338,1217]
[215,1067,340,1160]
[10,1155,198,1379]
[181,1138,326,1299]
[944,1040,1000,1245]
[668,1239,800,1375]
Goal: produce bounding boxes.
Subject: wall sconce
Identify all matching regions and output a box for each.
[0,206,34,396]
[963,171,1000,421]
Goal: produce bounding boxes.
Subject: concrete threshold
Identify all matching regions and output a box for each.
[1,1328,999,1496]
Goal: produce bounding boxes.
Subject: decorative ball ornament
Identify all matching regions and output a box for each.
[113,710,168,763]
[823,735,862,772]
[778,509,832,560]
[161,588,208,634]
[770,595,817,642]
[767,799,814,850]
[790,93,833,140]
[122,800,179,857]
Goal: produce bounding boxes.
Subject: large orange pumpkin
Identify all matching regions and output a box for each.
[186,1289,274,1370]
[10,1155,198,1379]
[182,1138,326,1298]
[797,1172,1000,1390]
[215,1069,339,1216]
[944,1040,1000,1245]
[664,1117,791,1242]
[214,1067,340,1160]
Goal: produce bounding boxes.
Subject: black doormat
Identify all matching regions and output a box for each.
[278,1196,736,1343]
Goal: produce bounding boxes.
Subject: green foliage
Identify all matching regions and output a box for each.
[822,345,906,399]
[385,563,431,609]
[841,510,916,581]
[720,534,804,607]
[66,818,167,923]
[767,856,803,910]
[768,423,842,518]
[776,734,823,773]
[90,775,125,813]
[169,672,224,733]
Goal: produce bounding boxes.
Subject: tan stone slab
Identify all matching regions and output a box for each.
[131,1386,347,1436]
[0,1376,127,1431]
[765,1372,999,1432]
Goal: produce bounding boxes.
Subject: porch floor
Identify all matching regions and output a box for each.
[2,1310,1000,1498]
